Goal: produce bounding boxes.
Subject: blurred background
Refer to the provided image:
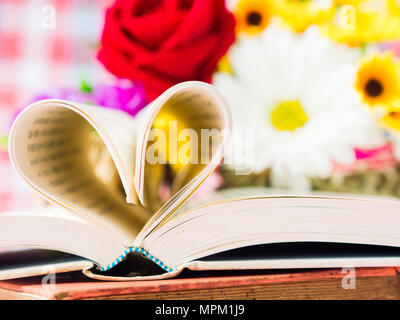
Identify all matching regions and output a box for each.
[0,0,111,211]
[3,0,400,213]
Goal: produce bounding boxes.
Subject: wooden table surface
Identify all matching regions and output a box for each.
[0,267,399,299]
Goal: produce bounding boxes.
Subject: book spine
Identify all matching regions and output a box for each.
[100,247,174,273]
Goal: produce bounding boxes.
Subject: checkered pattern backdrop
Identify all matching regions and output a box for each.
[0,0,113,211]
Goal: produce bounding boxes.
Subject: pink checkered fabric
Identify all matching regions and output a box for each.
[0,150,35,212]
[0,0,112,212]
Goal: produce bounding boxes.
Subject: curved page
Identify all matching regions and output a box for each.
[133,82,232,243]
[9,99,150,246]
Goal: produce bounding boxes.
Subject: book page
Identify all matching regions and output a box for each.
[9,100,151,246]
[133,82,232,244]
[142,195,400,269]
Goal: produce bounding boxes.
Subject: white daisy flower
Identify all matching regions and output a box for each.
[214,24,386,189]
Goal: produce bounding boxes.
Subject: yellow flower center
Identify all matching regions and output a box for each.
[270,101,308,132]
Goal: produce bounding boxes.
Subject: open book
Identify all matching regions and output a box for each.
[4,81,400,281]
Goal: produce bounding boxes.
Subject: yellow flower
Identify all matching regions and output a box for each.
[355,53,400,107]
[381,106,400,131]
[152,110,188,172]
[272,0,334,33]
[333,0,365,5]
[216,55,233,74]
[235,0,273,36]
[322,3,400,46]
[387,0,400,16]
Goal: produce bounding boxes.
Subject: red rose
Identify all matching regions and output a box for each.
[97,0,235,100]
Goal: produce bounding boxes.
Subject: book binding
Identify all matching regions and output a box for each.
[101,247,174,273]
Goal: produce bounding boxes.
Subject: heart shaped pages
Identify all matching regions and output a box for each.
[9,81,232,248]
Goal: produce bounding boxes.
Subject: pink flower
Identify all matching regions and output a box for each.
[332,143,396,174]
[91,81,147,116]
[12,81,148,126]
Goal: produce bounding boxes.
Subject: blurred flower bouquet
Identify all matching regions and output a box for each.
[215,0,400,196]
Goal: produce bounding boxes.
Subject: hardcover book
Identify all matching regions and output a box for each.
[3,81,400,281]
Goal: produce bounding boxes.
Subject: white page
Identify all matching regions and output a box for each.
[9,99,149,246]
[133,81,232,243]
[61,100,138,204]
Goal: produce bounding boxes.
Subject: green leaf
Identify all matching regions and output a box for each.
[80,78,92,93]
